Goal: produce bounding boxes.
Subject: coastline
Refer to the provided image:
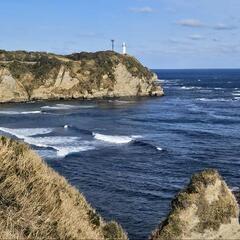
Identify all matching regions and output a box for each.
[0,50,163,104]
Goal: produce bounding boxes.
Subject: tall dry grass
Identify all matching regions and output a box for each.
[0,136,127,240]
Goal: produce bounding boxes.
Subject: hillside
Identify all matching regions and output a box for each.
[0,136,239,240]
[0,50,163,103]
[150,169,240,240]
[0,136,127,239]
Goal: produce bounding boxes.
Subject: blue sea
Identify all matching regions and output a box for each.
[0,69,239,239]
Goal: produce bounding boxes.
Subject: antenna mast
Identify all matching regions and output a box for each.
[111,39,115,51]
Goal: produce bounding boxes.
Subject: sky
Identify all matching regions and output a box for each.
[0,0,240,69]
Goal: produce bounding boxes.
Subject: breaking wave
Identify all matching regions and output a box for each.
[0,110,42,115]
[93,133,141,144]
[0,127,52,138]
[180,86,202,90]
[196,98,232,102]
[0,127,95,157]
[41,104,95,110]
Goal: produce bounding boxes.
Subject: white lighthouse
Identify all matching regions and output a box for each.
[122,42,127,55]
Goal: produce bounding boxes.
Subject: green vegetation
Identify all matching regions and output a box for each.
[0,49,49,62]
[67,51,153,80]
[8,56,61,82]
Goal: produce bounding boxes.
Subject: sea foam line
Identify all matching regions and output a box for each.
[93,133,142,144]
[0,110,42,115]
[0,127,95,157]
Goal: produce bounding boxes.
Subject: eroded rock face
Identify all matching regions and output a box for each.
[150,169,240,240]
[0,50,163,102]
[0,68,29,102]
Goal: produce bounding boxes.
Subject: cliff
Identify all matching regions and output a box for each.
[150,169,240,240]
[0,136,127,239]
[0,50,163,103]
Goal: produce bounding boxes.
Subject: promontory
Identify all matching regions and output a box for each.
[0,50,163,103]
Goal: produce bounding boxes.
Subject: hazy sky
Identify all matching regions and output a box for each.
[0,0,240,68]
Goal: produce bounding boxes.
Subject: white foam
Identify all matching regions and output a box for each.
[108,100,133,104]
[56,145,95,157]
[41,104,95,110]
[93,133,140,144]
[0,127,52,139]
[196,98,230,102]
[156,79,165,83]
[0,127,96,157]
[30,136,95,157]
[156,147,163,151]
[232,92,240,96]
[64,125,69,129]
[21,111,42,114]
[0,110,41,115]
[231,187,239,192]
[180,86,202,90]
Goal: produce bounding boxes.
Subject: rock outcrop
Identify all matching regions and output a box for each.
[0,50,163,103]
[0,136,127,239]
[150,169,240,240]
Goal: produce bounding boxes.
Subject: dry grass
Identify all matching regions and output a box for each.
[0,136,127,240]
[149,169,239,240]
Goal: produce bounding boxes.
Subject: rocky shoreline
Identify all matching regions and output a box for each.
[0,50,163,103]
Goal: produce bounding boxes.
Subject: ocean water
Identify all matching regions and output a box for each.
[0,69,239,239]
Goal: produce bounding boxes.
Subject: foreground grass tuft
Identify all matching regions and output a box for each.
[0,137,128,239]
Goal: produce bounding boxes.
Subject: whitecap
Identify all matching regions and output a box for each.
[108,100,134,104]
[156,79,165,83]
[41,104,95,110]
[231,187,239,192]
[0,110,41,115]
[21,111,42,114]
[29,137,95,157]
[156,147,163,151]
[180,86,202,90]
[0,127,96,157]
[0,127,52,139]
[93,133,140,144]
[196,98,230,102]
[29,136,95,157]
[56,145,95,157]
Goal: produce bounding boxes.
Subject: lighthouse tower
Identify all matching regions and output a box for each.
[122,42,127,55]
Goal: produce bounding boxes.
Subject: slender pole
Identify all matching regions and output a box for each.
[111,39,115,51]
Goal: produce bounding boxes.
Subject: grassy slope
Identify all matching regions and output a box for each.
[0,50,154,91]
[0,137,127,240]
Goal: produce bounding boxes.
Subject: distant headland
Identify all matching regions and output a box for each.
[0,50,163,103]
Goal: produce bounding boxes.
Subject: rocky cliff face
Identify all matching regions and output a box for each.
[150,169,240,240]
[0,137,127,239]
[0,50,163,103]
